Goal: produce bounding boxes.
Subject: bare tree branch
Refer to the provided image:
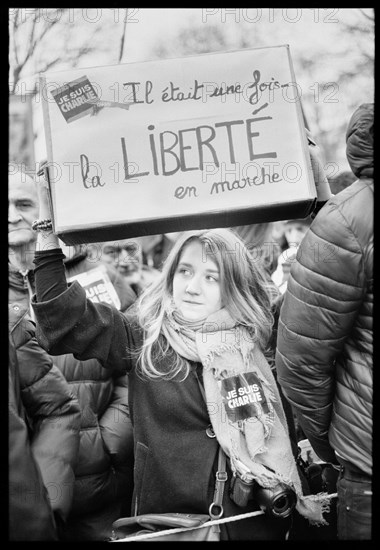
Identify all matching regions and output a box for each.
[29,17,36,48]
[19,18,37,69]
[9,8,105,89]
[358,8,374,21]
[118,9,128,63]
[35,17,63,44]
[13,8,20,28]
[12,67,21,93]
[40,57,65,73]
[11,11,20,67]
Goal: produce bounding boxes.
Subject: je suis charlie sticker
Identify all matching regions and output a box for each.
[51,75,99,123]
[221,372,269,422]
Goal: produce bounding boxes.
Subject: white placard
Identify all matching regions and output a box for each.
[41,45,316,243]
[68,264,121,309]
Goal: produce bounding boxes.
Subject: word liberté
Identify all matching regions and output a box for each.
[80,70,290,193]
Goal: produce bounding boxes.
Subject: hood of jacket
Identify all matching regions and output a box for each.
[346,103,374,178]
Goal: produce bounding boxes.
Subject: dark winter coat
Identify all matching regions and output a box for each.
[275,103,373,474]
[9,255,136,540]
[33,277,291,541]
[53,254,136,540]
[9,303,81,540]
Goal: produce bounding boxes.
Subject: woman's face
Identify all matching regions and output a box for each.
[284,223,308,247]
[172,240,222,321]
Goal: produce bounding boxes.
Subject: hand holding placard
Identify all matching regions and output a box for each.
[36,164,53,218]
[35,164,60,250]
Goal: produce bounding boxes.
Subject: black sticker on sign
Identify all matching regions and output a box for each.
[221,372,269,422]
[51,75,99,123]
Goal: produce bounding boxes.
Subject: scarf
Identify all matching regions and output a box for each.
[161,305,331,526]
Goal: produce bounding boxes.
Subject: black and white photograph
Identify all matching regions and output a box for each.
[9,7,373,542]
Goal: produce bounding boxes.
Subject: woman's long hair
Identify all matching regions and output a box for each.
[136,228,279,380]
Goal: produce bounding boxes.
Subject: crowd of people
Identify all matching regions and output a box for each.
[9,102,373,541]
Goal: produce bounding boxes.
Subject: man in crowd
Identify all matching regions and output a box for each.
[88,238,160,296]
[9,165,81,539]
[9,165,135,540]
[9,168,40,311]
[276,103,373,540]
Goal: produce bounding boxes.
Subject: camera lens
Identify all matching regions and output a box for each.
[272,492,296,518]
[254,483,297,519]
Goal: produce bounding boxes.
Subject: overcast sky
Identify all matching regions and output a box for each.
[13,8,372,166]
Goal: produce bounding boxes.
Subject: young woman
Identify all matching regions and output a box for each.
[31,179,330,540]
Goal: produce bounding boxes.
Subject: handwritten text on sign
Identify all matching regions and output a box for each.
[41,46,314,233]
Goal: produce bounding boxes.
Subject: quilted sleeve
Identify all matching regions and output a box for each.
[275,200,365,463]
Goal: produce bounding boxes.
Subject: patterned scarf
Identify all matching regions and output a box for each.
[161,305,331,526]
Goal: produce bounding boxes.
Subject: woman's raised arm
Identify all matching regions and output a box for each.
[35,165,61,253]
[31,166,136,373]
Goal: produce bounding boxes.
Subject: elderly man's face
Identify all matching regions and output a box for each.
[9,172,39,248]
[96,239,143,283]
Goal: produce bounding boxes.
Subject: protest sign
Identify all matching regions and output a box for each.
[40,45,316,244]
[67,264,121,309]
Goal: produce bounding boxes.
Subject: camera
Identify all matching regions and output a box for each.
[230,475,297,519]
[253,482,297,519]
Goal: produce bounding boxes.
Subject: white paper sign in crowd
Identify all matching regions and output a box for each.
[67,264,121,309]
[40,44,316,244]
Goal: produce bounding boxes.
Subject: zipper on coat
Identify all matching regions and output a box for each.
[19,269,36,322]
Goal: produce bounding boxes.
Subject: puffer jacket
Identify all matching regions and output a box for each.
[52,353,134,540]
[49,253,136,540]
[9,262,36,309]
[276,103,373,475]
[9,304,81,539]
[9,254,136,540]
